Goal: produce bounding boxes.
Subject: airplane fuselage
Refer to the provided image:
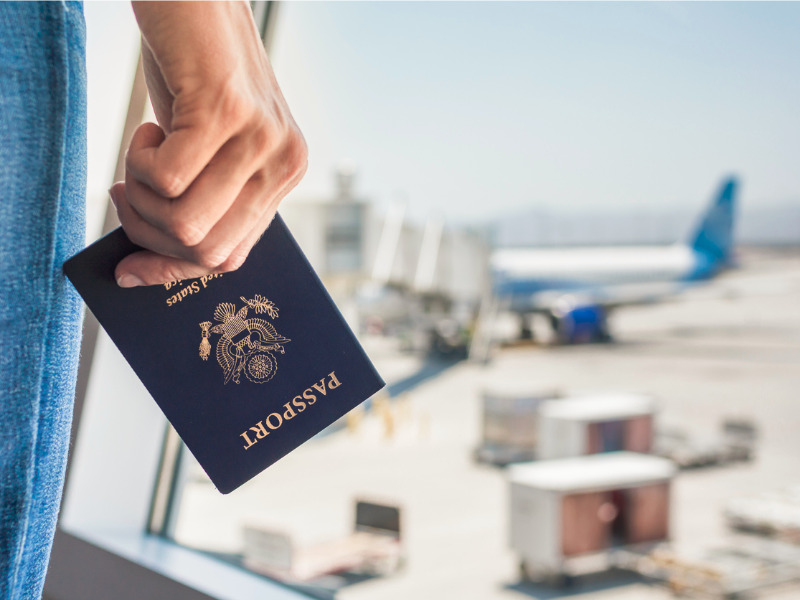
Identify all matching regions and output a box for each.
[491,244,703,294]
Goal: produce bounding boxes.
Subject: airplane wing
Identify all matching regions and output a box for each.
[525,280,697,314]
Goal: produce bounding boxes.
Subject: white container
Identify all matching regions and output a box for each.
[537,393,657,460]
[475,383,560,465]
[509,452,675,578]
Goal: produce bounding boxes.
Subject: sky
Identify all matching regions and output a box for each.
[84,2,800,234]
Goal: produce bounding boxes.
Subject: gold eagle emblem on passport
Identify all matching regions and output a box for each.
[199,295,290,385]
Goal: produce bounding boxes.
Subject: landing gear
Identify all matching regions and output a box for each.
[518,314,534,341]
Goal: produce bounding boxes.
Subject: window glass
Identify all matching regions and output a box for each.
[160,3,800,599]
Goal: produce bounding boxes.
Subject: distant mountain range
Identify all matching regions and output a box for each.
[490,202,800,248]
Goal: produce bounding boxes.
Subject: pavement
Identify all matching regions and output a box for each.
[174,248,800,600]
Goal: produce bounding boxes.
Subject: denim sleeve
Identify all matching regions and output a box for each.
[0,2,87,598]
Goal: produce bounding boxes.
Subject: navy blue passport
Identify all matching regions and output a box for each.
[64,215,384,493]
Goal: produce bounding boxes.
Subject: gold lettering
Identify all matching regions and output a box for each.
[265,413,283,430]
[327,371,342,390]
[241,431,256,450]
[282,402,297,420]
[292,396,307,412]
[199,273,223,288]
[250,422,269,439]
[303,389,317,405]
[240,422,270,450]
[311,378,328,396]
[165,275,223,308]
[238,371,346,451]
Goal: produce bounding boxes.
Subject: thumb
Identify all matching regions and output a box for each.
[115,250,217,288]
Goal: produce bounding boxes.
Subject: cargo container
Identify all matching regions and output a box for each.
[474,384,560,466]
[242,500,402,583]
[509,452,676,582]
[537,393,656,460]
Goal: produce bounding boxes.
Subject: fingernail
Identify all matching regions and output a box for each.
[117,273,145,288]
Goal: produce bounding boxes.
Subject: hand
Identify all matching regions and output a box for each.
[111,1,307,287]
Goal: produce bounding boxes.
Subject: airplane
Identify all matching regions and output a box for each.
[487,176,738,345]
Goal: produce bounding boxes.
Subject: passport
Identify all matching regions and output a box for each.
[64,215,384,493]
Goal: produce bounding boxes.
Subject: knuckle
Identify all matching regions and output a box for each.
[149,169,186,199]
[294,139,309,177]
[283,129,309,181]
[158,266,190,286]
[249,122,275,156]
[191,245,229,271]
[238,198,265,228]
[218,251,248,273]
[244,112,283,163]
[218,81,253,128]
[288,132,308,180]
[124,148,136,172]
[169,219,207,248]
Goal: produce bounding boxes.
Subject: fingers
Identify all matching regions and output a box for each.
[126,116,236,199]
[124,124,262,247]
[111,137,305,286]
[186,138,308,264]
[111,176,257,273]
[113,190,276,288]
[113,136,304,268]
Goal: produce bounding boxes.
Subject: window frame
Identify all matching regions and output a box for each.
[44,4,310,598]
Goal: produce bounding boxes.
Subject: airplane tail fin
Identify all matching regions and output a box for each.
[688,176,738,269]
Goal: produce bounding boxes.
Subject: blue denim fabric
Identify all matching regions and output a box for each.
[0,2,86,598]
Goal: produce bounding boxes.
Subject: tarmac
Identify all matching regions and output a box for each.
[174,247,800,600]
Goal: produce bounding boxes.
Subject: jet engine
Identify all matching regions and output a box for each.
[550,295,611,344]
